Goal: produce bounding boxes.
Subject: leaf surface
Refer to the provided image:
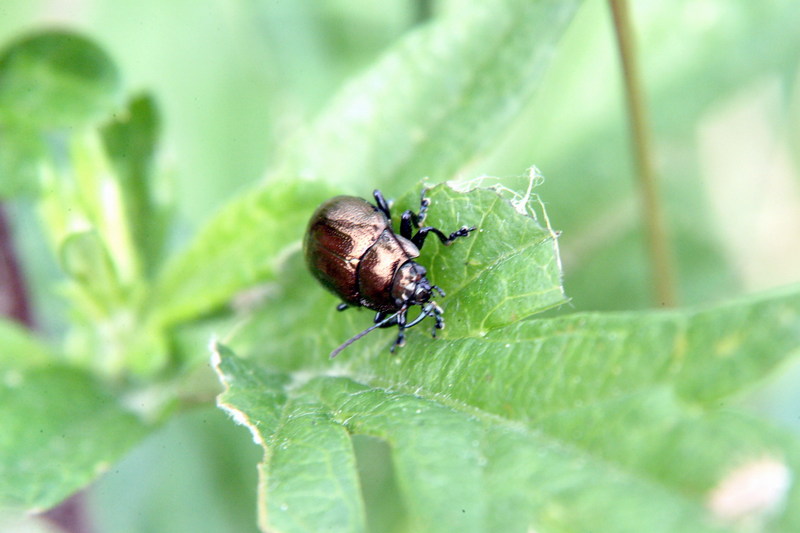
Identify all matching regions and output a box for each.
[214,279,800,533]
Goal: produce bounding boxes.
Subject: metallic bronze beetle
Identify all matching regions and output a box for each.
[304,189,475,357]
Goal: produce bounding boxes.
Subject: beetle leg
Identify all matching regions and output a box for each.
[399,189,432,238]
[374,311,398,328]
[389,308,408,353]
[337,303,349,311]
[373,189,393,221]
[417,188,431,225]
[399,210,419,239]
[431,303,445,338]
[412,225,476,249]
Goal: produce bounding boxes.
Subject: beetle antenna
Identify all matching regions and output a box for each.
[329,310,402,359]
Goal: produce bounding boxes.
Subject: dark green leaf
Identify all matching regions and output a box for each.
[215,284,800,532]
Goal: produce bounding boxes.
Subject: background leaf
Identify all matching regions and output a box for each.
[0,364,148,510]
[480,0,800,310]
[152,179,339,330]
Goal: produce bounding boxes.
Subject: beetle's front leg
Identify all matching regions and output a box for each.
[374,311,398,328]
[431,303,445,338]
[389,308,408,352]
[412,225,476,250]
[337,303,349,311]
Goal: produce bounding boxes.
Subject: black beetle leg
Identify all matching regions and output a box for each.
[412,225,476,250]
[337,303,349,311]
[417,188,431,225]
[373,189,393,221]
[390,307,408,353]
[432,285,445,298]
[400,210,419,239]
[431,303,445,337]
[374,311,398,328]
[399,189,432,239]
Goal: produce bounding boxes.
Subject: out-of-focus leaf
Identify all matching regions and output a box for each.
[0,319,51,369]
[0,365,148,511]
[481,0,800,309]
[0,30,120,129]
[152,0,582,331]
[101,94,168,277]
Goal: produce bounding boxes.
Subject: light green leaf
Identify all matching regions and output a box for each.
[0,365,148,511]
[215,284,800,532]
[277,0,582,194]
[153,179,339,329]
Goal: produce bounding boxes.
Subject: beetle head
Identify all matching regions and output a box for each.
[391,261,433,306]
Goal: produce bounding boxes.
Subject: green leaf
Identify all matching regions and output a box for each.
[277,0,582,194]
[214,348,365,533]
[153,0,582,330]
[214,284,800,532]
[0,365,148,511]
[0,30,120,128]
[230,179,566,366]
[152,179,340,329]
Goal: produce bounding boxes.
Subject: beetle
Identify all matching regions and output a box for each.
[304,188,475,358]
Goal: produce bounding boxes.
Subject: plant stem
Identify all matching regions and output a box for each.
[0,206,34,326]
[608,0,677,307]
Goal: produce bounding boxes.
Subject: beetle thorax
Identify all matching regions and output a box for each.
[391,261,432,306]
